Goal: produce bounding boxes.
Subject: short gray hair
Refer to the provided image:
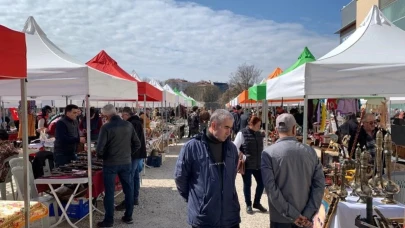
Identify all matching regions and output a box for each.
[210,109,234,125]
[101,104,117,116]
[362,113,375,122]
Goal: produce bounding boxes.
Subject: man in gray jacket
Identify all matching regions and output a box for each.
[261,113,324,228]
[96,104,141,228]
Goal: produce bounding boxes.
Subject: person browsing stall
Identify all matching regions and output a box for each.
[115,107,146,209]
[54,105,85,167]
[96,104,141,227]
[261,113,325,228]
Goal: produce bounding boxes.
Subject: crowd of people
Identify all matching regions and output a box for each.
[33,104,148,227]
[7,102,391,227]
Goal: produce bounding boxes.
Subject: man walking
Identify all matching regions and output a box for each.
[261,113,325,228]
[231,105,242,140]
[96,104,141,227]
[175,109,241,228]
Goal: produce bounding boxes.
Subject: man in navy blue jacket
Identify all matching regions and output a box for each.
[175,109,241,228]
[54,104,85,167]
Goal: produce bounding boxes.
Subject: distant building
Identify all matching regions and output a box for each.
[380,0,405,29]
[212,82,229,93]
[336,0,405,43]
[335,0,357,43]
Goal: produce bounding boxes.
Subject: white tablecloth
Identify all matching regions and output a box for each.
[330,193,405,228]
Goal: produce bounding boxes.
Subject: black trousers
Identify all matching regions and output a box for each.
[241,169,264,206]
[270,221,300,228]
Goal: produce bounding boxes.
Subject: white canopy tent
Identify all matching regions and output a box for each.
[266,6,405,140]
[266,5,405,100]
[163,84,185,105]
[180,91,192,107]
[0,16,138,228]
[147,79,176,107]
[0,17,138,101]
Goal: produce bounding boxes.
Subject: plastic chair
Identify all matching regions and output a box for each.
[0,155,17,200]
[11,166,59,227]
[9,157,36,198]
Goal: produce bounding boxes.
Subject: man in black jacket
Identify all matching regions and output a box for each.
[115,107,146,209]
[54,105,85,167]
[96,104,141,228]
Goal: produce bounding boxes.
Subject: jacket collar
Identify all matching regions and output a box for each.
[195,128,231,144]
[63,115,75,122]
[127,115,140,122]
[110,115,121,121]
[276,136,297,143]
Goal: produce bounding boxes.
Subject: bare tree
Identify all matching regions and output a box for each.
[228,63,262,93]
[141,76,150,82]
[185,84,221,106]
[184,84,200,100]
[219,88,240,105]
[201,85,221,102]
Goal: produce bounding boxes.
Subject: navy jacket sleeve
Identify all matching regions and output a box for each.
[131,127,141,156]
[55,120,80,144]
[174,143,192,201]
[96,125,108,159]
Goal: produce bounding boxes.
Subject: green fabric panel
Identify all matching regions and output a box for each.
[281,47,316,76]
[248,83,266,101]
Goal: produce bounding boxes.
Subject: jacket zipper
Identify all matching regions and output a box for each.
[254,133,260,170]
[202,142,223,227]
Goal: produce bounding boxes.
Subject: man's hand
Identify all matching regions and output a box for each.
[301,217,313,228]
[79,137,86,143]
[294,215,313,227]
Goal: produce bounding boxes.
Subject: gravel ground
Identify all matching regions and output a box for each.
[29,138,270,228]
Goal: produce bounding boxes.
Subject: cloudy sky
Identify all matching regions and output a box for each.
[0,0,347,82]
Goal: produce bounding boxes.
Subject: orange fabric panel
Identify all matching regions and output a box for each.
[238,90,257,104]
[267,67,283,80]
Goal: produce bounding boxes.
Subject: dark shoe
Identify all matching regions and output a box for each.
[97,221,113,228]
[121,216,134,224]
[134,198,139,205]
[115,201,126,211]
[246,206,254,214]
[253,203,268,212]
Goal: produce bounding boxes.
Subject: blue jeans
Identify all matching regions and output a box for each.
[241,169,264,206]
[103,164,133,223]
[131,159,142,200]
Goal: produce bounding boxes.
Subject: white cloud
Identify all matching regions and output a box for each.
[0,0,338,82]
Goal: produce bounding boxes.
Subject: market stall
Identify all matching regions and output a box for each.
[0,23,34,227]
[265,6,405,227]
[0,16,139,228]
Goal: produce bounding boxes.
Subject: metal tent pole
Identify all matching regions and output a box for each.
[21,79,30,228]
[302,96,309,143]
[85,95,93,228]
[143,95,148,173]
